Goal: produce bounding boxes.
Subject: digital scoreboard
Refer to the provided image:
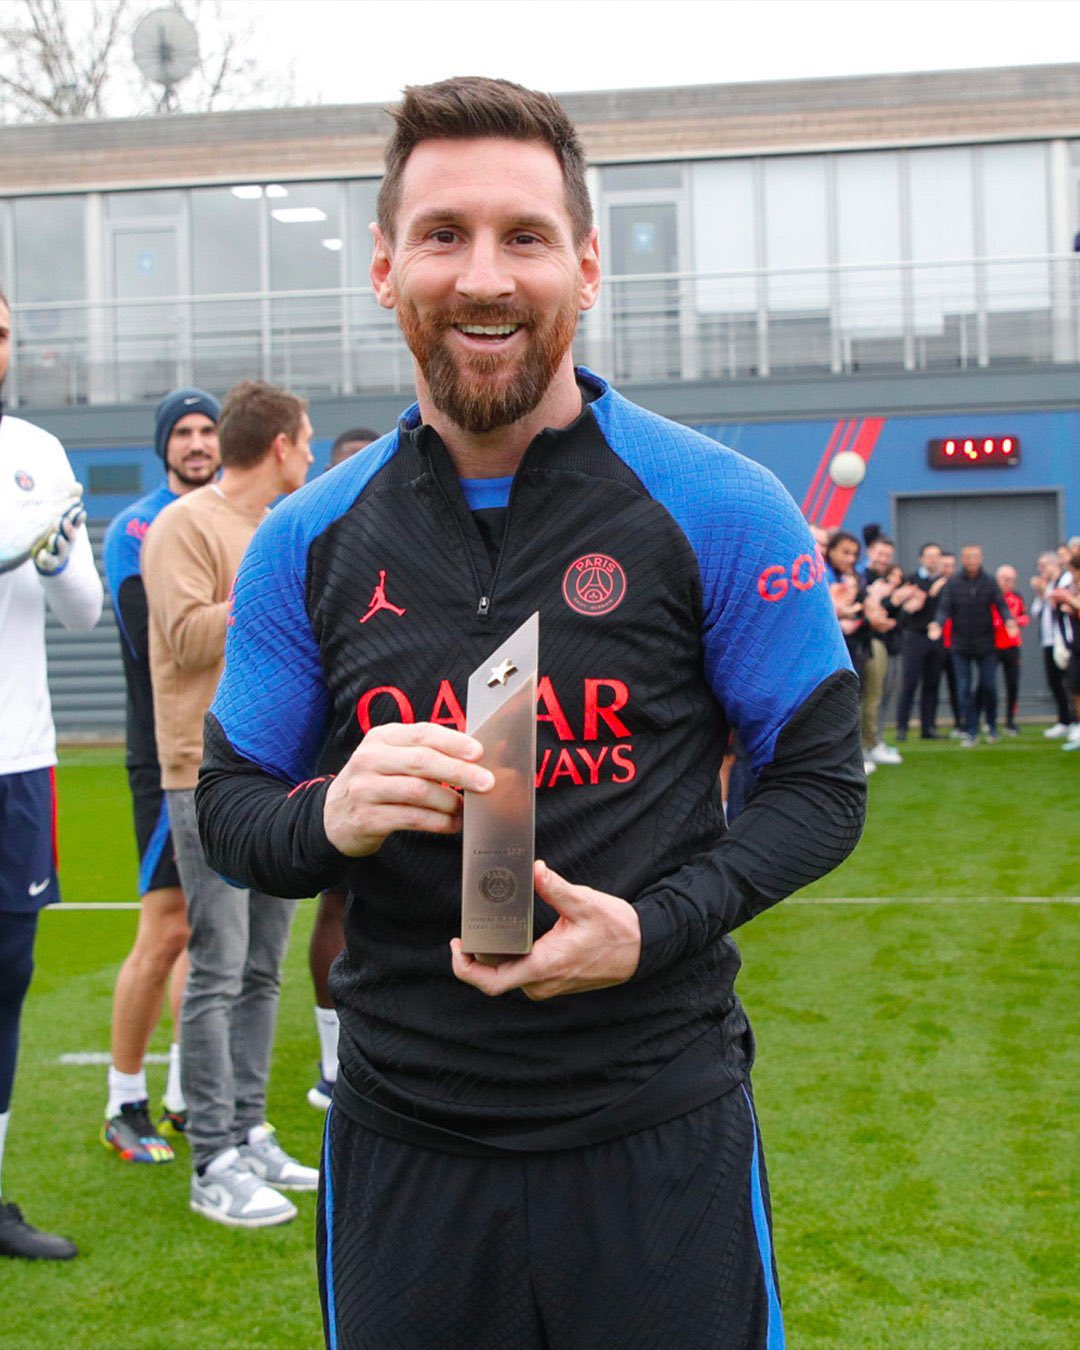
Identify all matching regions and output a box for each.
[927,436,1020,469]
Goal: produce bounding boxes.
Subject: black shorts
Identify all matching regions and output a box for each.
[126,763,180,895]
[0,768,59,913]
[317,1085,783,1350]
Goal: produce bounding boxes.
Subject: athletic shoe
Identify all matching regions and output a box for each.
[1066,724,1080,744]
[190,1149,296,1228]
[959,734,978,748]
[984,731,998,744]
[237,1124,319,1191]
[158,1104,188,1136]
[101,1100,174,1164]
[919,729,940,740]
[1003,726,1019,737]
[863,758,877,775]
[1062,736,1080,752]
[1043,722,1070,739]
[307,1076,335,1111]
[949,728,965,739]
[0,1202,77,1260]
[868,741,903,765]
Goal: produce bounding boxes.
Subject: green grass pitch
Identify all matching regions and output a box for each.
[0,734,1076,1347]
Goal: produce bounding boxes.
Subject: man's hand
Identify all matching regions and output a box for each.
[450,860,642,1001]
[1004,618,1020,639]
[927,621,943,641]
[32,499,86,576]
[323,722,493,857]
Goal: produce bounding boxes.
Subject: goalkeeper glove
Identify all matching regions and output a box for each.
[32,500,87,576]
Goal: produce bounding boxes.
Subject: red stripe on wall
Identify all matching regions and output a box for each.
[807,419,858,524]
[818,417,886,531]
[800,419,847,519]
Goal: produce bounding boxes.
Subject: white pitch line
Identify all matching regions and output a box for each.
[58,1052,170,1066]
[44,902,141,910]
[788,895,1080,905]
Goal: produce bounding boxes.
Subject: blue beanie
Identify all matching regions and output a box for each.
[154,387,221,461]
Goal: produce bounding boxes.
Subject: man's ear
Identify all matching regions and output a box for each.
[370,224,396,310]
[578,227,601,313]
[272,431,290,463]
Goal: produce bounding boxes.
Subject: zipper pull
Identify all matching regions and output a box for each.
[477,595,491,617]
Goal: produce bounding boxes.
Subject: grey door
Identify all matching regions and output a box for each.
[894,490,1061,718]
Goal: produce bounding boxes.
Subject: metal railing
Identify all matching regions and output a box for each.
[7,252,1078,408]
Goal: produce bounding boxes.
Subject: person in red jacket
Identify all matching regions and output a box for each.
[992,564,1029,735]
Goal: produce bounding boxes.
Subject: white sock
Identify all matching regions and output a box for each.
[106,1066,147,1119]
[164,1042,185,1113]
[315,1007,339,1083]
[0,1109,9,1196]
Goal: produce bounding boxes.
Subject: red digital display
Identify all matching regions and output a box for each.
[927,436,1021,469]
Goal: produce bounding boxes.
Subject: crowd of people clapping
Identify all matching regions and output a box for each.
[817,524,1080,773]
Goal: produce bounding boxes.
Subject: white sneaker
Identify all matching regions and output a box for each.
[1066,724,1080,743]
[190,1148,297,1228]
[1044,723,1069,738]
[869,742,903,766]
[237,1124,319,1192]
[863,758,877,775]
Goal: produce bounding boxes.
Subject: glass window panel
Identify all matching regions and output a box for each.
[14,195,85,302]
[192,188,261,294]
[347,180,381,288]
[763,156,828,311]
[836,152,903,332]
[981,142,1049,312]
[269,181,342,291]
[909,147,976,334]
[691,160,756,313]
[106,190,184,219]
[602,163,682,192]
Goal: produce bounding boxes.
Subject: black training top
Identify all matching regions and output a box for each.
[197,370,865,1150]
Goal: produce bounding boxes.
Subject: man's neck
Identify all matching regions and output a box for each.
[415,358,583,479]
[213,463,280,514]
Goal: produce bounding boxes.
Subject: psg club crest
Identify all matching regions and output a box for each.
[562,553,627,617]
[15,470,34,492]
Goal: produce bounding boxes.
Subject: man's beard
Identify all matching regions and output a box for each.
[169,458,217,489]
[398,301,578,436]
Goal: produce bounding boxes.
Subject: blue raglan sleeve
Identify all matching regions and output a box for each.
[590,387,866,978]
[195,498,348,897]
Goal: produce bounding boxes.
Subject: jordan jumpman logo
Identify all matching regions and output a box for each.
[360,569,406,624]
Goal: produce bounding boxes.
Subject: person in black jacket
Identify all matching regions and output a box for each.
[895,542,949,740]
[930,544,1018,745]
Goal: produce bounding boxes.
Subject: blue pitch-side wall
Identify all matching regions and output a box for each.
[693,410,1079,552]
[72,417,1078,546]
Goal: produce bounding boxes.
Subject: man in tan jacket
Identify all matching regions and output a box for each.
[142,379,315,1228]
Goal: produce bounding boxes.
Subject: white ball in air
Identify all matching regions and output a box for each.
[829,450,866,488]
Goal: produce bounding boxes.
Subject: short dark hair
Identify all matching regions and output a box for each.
[868,534,895,550]
[330,427,379,466]
[919,542,942,556]
[826,530,860,557]
[377,76,593,244]
[218,380,307,469]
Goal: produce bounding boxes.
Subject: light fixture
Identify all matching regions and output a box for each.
[321,238,344,251]
[265,184,289,199]
[230,185,263,199]
[271,207,328,224]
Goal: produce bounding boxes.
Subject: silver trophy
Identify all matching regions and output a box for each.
[461,612,538,963]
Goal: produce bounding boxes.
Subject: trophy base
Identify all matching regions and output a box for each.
[471,952,518,966]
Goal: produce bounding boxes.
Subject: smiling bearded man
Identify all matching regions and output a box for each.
[197,76,866,1350]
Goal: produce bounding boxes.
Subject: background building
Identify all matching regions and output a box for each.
[3,63,1078,730]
